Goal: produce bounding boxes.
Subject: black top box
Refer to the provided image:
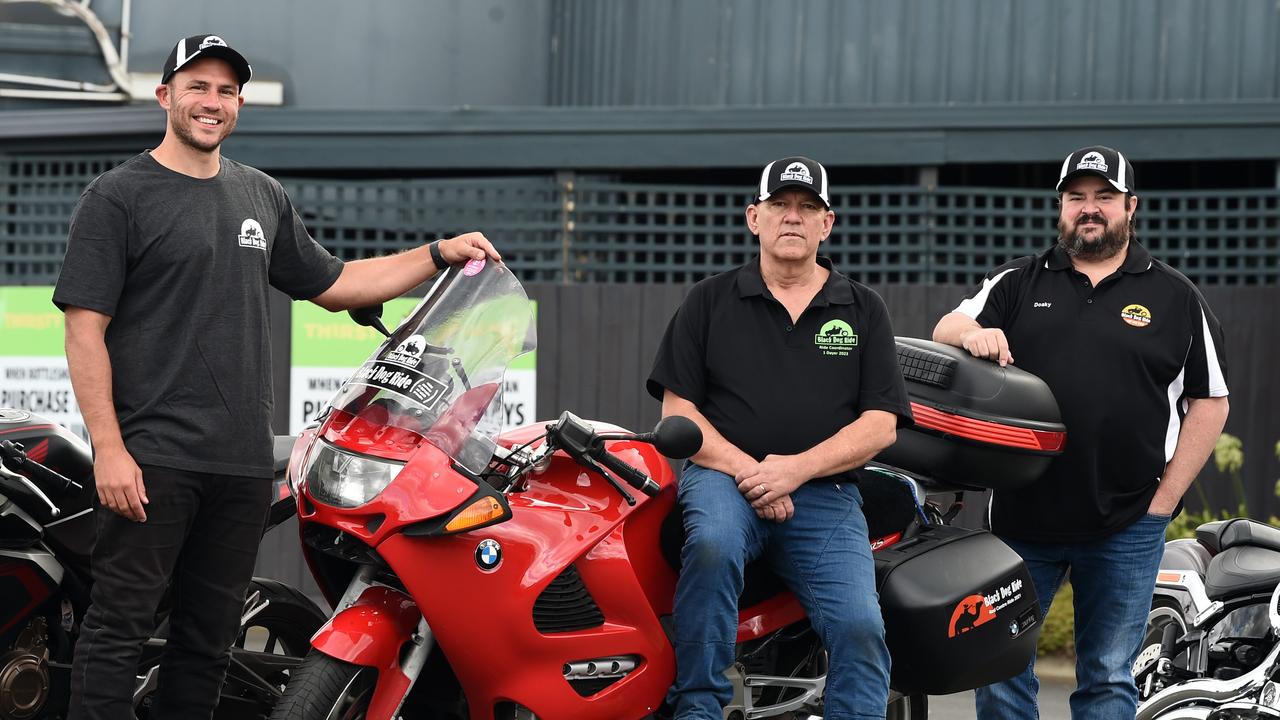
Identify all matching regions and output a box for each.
[875,338,1066,492]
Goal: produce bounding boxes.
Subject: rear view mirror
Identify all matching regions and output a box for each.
[348,304,391,337]
[652,416,702,460]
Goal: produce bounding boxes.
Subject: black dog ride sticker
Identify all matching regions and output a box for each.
[352,361,448,409]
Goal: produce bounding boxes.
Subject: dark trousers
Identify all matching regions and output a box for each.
[68,465,271,720]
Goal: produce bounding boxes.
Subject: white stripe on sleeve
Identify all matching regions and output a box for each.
[1199,305,1229,397]
[954,267,1018,319]
[1163,366,1186,462]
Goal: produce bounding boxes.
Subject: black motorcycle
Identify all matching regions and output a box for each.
[0,408,326,720]
[1134,517,1280,719]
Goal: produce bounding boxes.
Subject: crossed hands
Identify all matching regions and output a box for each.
[735,455,809,524]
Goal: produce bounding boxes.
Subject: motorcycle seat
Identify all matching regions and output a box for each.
[659,468,922,609]
[1204,544,1280,599]
[1194,520,1232,553]
[1215,518,1280,554]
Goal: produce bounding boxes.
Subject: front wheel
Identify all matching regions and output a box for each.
[269,651,375,720]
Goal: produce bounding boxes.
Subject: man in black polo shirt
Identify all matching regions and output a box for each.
[648,156,913,720]
[934,145,1230,719]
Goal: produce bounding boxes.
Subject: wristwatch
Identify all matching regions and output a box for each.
[428,240,447,270]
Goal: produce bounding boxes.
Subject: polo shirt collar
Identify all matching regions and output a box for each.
[736,255,855,305]
[1042,240,1154,274]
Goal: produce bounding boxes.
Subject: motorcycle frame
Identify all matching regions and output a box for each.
[296,422,886,720]
[1136,583,1280,719]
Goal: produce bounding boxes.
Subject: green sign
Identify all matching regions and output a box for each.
[290,298,536,370]
[0,287,64,356]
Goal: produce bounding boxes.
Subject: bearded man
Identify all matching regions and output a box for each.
[932,146,1230,720]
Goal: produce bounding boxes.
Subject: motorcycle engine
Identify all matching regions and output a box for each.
[1204,604,1273,681]
[0,617,49,720]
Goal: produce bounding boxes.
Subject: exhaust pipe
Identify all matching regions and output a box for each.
[563,656,638,680]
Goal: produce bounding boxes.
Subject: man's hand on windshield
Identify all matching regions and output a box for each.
[441,232,502,265]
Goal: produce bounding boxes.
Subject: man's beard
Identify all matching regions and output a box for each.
[1057,212,1130,261]
[169,106,234,154]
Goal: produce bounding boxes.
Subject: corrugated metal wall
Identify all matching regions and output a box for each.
[549,0,1280,106]
[1,0,553,110]
[6,0,1279,111]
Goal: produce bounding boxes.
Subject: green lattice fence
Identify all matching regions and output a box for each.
[3,154,1277,286]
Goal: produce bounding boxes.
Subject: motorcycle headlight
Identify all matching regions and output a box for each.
[303,440,404,509]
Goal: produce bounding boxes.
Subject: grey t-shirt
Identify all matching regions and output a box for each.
[54,152,344,478]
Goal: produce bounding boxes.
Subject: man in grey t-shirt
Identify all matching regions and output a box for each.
[53,35,500,720]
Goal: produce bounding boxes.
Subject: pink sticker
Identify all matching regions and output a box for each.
[462,258,486,276]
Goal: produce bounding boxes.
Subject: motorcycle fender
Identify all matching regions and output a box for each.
[311,585,421,669]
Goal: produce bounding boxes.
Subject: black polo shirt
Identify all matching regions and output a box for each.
[647,256,912,477]
[955,241,1229,542]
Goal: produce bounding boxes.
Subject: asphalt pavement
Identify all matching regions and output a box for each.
[927,657,1077,719]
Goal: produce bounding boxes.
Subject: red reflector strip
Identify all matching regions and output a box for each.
[910,402,1065,452]
[870,532,902,551]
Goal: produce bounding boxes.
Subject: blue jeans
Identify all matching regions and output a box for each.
[668,463,890,720]
[974,512,1171,720]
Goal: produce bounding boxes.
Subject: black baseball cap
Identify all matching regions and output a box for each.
[1055,145,1135,194]
[756,156,830,208]
[161,34,252,88]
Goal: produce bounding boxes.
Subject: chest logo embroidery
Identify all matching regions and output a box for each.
[238,218,267,250]
[1120,303,1152,328]
[1033,301,1052,309]
[815,319,858,356]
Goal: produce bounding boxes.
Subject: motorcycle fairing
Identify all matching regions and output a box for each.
[310,585,423,720]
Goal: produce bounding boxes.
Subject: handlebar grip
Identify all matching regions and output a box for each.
[18,457,79,495]
[0,440,79,494]
[594,447,660,497]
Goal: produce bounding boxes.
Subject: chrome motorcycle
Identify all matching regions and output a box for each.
[1135,518,1280,719]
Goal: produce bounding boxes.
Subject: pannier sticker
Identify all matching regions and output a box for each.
[947,577,1024,639]
[948,594,996,638]
[384,334,427,369]
[352,361,448,409]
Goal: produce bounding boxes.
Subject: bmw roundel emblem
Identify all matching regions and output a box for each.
[475,539,502,571]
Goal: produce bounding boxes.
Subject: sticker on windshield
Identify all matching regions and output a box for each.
[352,361,448,409]
[462,258,486,276]
[384,334,426,369]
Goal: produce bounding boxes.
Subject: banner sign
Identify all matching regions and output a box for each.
[288,299,537,434]
[0,287,85,438]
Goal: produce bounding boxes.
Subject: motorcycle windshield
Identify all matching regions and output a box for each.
[326,261,536,474]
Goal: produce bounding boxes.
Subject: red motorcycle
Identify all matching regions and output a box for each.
[272,261,1058,720]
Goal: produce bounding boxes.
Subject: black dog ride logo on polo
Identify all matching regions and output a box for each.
[779,162,813,185]
[475,539,502,571]
[814,319,858,357]
[1120,303,1153,328]
[238,218,267,250]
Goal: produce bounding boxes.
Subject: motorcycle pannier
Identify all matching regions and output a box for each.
[875,337,1066,491]
[876,524,1041,696]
